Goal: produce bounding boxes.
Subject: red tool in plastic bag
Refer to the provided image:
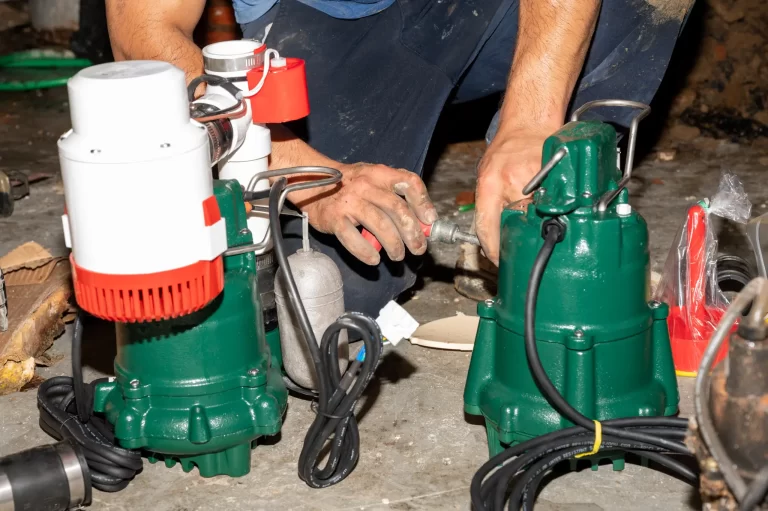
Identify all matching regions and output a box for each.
[665,203,735,375]
[656,172,753,376]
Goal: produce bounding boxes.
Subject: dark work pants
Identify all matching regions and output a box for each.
[243,0,694,317]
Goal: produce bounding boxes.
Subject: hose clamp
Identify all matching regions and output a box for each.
[55,442,87,509]
[204,52,265,74]
[0,473,13,511]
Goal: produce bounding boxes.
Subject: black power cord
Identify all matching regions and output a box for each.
[186,74,242,103]
[470,218,697,511]
[268,178,383,488]
[741,466,768,511]
[37,313,143,492]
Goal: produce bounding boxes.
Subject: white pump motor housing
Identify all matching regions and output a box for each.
[58,61,228,323]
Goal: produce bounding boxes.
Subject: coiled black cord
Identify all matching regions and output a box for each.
[37,314,143,492]
[470,218,697,510]
[268,178,383,488]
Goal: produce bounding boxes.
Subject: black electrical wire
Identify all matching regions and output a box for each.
[37,313,143,492]
[283,375,318,398]
[470,218,697,511]
[187,74,241,102]
[740,466,768,511]
[268,178,383,488]
[243,188,271,202]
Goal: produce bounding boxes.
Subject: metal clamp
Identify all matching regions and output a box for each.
[203,52,265,74]
[571,100,651,212]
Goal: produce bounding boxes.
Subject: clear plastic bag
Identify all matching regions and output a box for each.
[654,171,752,374]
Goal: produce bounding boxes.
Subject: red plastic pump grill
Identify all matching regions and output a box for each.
[70,196,225,323]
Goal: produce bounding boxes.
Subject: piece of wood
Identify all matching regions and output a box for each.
[409,313,479,351]
[0,243,72,395]
[0,241,52,270]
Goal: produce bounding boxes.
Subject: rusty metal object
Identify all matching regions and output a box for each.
[205,0,239,44]
[688,416,739,509]
[689,327,768,510]
[712,332,768,475]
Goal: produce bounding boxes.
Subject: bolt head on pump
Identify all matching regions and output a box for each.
[58,61,227,323]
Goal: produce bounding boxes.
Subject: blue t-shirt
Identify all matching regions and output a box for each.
[232,0,395,24]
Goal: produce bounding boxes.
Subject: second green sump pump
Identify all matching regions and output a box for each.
[464,101,680,463]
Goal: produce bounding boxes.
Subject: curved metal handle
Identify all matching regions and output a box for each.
[571,100,651,212]
[522,147,568,196]
[225,166,342,256]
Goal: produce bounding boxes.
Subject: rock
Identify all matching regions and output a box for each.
[669,124,702,142]
[693,136,721,151]
[714,44,727,61]
[671,89,697,115]
[754,111,768,125]
[759,156,768,166]
[657,150,677,161]
[709,0,746,22]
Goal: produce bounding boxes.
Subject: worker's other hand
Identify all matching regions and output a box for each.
[290,163,438,266]
[475,126,553,265]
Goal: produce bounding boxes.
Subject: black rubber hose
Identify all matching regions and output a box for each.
[37,313,143,492]
[268,179,383,488]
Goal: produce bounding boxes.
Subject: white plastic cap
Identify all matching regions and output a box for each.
[616,203,632,217]
[203,39,264,60]
[67,61,190,141]
[271,57,287,68]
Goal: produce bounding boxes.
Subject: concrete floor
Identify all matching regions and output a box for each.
[1,87,767,510]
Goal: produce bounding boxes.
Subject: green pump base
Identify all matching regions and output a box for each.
[147,444,253,478]
[463,119,680,463]
[92,180,288,478]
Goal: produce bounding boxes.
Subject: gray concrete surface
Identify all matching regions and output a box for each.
[1,87,767,510]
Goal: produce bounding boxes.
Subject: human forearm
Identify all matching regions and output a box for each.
[498,0,600,133]
[473,0,600,264]
[105,0,206,85]
[268,124,339,170]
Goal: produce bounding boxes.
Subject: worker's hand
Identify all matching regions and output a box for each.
[475,126,553,265]
[289,163,438,266]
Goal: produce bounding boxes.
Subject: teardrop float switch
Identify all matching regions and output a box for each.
[463,101,680,463]
[275,247,349,391]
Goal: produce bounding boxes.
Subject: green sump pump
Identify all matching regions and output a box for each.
[92,180,288,478]
[463,100,680,465]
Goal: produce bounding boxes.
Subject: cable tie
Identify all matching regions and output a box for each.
[575,420,602,458]
[309,401,347,420]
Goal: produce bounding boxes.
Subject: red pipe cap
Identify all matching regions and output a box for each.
[246,57,310,124]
